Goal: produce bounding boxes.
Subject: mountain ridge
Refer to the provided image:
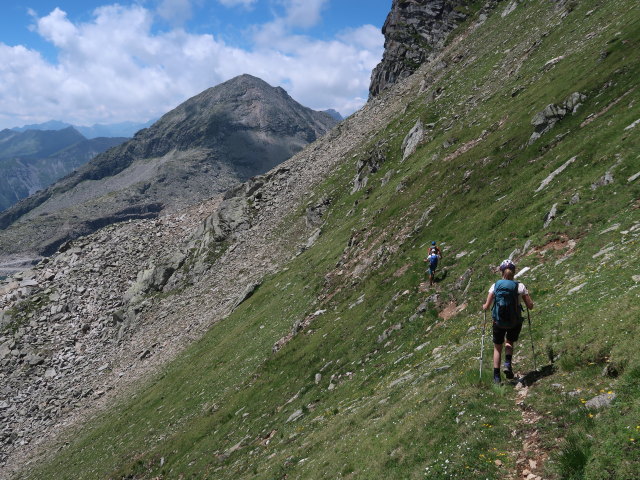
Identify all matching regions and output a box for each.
[0,74,337,258]
[0,128,127,212]
[11,119,155,139]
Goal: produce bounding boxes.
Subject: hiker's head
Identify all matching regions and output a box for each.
[499,259,516,278]
[432,241,436,245]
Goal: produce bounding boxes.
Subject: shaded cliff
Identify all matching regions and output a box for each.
[369,0,469,97]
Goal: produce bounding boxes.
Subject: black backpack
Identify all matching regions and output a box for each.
[492,279,523,328]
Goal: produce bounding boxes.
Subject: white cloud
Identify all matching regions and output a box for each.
[218,0,257,7]
[338,24,384,51]
[35,8,78,48]
[157,0,196,26]
[253,0,328,45]
[0,3,383,129]
[278,0,328,29]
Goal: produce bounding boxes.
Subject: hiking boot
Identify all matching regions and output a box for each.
[493,373,502,384]
[503,362,514,380]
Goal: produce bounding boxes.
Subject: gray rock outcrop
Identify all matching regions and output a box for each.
[402,120,425,161]
[528,92,586,144]
[369,0,468,98]
[351,145,387,194]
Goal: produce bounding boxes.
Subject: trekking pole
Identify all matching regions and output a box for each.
[480,310,487,380]
[526,306,538,371]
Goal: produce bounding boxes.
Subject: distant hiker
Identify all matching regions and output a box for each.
[482,259,534,384]
[424,242,442,287]
[428,241,442,257]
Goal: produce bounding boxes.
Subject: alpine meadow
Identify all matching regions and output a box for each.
[1,0,639,479]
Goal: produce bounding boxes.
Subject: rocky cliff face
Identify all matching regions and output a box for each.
[0,75,337,259]
[369,0,468,98]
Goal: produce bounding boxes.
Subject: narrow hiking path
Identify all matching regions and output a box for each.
[510,383,550,480]
[503,362,559,480]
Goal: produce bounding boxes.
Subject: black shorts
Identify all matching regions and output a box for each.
[492,322,523,345]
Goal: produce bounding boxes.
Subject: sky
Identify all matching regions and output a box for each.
[0,0,390,130]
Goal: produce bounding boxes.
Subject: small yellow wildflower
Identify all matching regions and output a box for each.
[588,413,594,418]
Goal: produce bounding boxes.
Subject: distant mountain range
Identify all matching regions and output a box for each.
[0,74,338,256]
[323,109,343,121]
[12,119,155,139]
[0,127,127,212]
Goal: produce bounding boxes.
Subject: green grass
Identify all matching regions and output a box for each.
[18,0,640,478]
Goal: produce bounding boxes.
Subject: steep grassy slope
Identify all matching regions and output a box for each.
[19,0,639,478]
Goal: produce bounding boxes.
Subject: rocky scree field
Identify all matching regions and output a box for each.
[3,0,640,478]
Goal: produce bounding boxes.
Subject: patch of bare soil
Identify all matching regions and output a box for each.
[525,233,577,261]
[438,301,467,320]
[393,263,411,277]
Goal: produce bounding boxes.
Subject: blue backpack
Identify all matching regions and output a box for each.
[428,254,438,269]
[492,279,523,328]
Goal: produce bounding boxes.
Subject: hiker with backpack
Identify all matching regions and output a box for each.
[424,241,442,287]
[482,259,534,383]
[428,241,441,258]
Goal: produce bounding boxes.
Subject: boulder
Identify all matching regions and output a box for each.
[585,392,616,409]
[24,353,44,367]
[0,341,11,359]
[305,197,331,228]
[402,120,425,161]
[543,203,558,228]
[230,282,261,312]
[528,93,586,144]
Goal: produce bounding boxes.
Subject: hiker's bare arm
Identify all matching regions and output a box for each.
[482,292,494,311]
[523,294,533,310]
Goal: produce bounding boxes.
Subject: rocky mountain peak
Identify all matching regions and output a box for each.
[369,0,468,98]
[0,74,337,258]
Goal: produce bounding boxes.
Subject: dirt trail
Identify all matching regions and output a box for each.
[509,383,550,480]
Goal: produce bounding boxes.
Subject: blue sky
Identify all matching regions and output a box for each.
[0,0,390,129]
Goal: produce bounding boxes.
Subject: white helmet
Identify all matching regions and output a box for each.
[499,259,516,272]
